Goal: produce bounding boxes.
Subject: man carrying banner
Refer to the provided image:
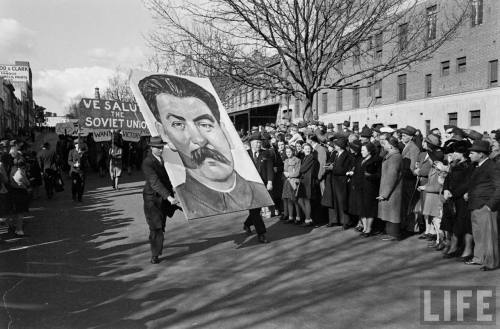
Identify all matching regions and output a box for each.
[136,74,273,221]
[142,136,181,264]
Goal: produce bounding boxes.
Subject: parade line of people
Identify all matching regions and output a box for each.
[1,121,499,271]
[0,132,144,240]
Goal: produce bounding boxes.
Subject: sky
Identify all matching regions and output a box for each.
[0,0,155,115]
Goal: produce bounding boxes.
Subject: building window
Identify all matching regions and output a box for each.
[238,91,242,105]
[352,85,360,109]
[374,80,382,99]
[336,89,343,111]
[337,123,343,132]
[256,90,261,101]
[441,61,450,76]
[353,122,359,132]
[425,120,431,135]
[470,110,481,126]
[294,98,300,118]
[471,0,483,27]
[250,89,255,102]
[397,74,407,101]
[321,92,328,113]
[367,79,373,98]
[425,74,432,97]
[457,57,466,73]
[489,60,498,86]
[470,110,480,126]
[427,5,437,40]
[398,23,408,50]
[374,32,383,59]
[448,112,458,126]
[244,88,248,104]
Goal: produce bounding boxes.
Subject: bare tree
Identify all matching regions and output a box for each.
[145,0,469,121]
[102,69,136,103]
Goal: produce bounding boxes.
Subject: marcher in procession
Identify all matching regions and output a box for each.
[38,142,57,199]
[109,136,123,190]
[68,138,86,202]
[142,136,181,264]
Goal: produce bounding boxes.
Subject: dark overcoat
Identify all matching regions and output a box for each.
[142,152,178,230]
[321,151,336,208]
[355,155,382,218]
[297,154,320,200]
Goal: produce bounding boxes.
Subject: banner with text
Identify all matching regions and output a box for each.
[93,129,113,142]
[78,98,148,132]
[121,130,141,142]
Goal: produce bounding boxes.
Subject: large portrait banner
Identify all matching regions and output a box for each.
[129,71,274,220]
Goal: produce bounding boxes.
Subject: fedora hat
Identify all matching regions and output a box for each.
[148,136,166,147]
[349,139,362,153]
[464,129,483,141]
[424,133,441,148]
[469,140,491,154]
[400,125,417,136]
[333,137,348,149]
[248,133,263,142]
[360,126,372,138]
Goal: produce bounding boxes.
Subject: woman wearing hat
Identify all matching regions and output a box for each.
[296,143,320,226]
[441,140,474,259]
[377,135,403,241]
[327,137,353,229]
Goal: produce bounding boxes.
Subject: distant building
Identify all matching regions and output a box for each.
[227,0,500,133]
[0,61,38,138]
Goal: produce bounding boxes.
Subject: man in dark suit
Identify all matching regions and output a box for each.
[465,140,500,271]
[37,142,57,199]
[245,133,273,243]
[142,136,181,264]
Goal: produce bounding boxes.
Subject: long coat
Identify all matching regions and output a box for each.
[282,156,301,200]
[297,154,320,200]
[249,149,274,185]
[142,152,178,230]
[331,150,353,212]
[321,151,336,208]
[467,158,500,211]
[443,159,473,235]
[378,149,403,223]
[357,155,382,218]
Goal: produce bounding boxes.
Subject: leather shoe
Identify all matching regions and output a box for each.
[257,234,269,243]
[150,256,160,264]
[243,224,252,236]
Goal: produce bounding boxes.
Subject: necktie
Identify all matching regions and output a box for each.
[254,152,258,163]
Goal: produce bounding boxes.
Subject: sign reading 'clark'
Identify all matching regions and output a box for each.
[78,98,148,131]
[0,64,30,83]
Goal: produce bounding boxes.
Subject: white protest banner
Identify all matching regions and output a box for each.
[78,98,148,132]
[55,122,77,136]
[0,64,30,83]
[93,129,112,142]
[121,130,141,142]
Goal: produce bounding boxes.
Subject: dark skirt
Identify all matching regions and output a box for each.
[11,188,30,213]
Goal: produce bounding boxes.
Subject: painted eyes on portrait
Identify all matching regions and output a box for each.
[169,119,215,132]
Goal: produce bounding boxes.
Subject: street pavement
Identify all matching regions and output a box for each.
[1,171,499,329]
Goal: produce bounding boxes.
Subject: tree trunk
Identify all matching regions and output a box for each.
[302,95,315,122]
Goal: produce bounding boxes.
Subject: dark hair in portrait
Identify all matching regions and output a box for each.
[138,74,221,123]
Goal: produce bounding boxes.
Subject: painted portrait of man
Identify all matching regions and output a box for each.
[131,72,273,219]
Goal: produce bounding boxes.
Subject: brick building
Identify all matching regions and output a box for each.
[227,0,499,133]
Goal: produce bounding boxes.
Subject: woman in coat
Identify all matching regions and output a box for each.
[296,143,320,226]
[357,143,382,236]
[377,136,403,241]
[442,140,474,259]
[329,137,353,228]
[109,139,123,190]
[282,145,301,223]
[321,141,336,222]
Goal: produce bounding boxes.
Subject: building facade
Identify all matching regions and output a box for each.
[0,61,37,138]
[227,0,500,133]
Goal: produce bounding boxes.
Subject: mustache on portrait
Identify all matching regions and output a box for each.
[191,146,231,166]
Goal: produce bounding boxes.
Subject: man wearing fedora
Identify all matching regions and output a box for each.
[400,125,421,236]
[328,136,353,228]
[142,136,181,264]
[464,140,500,271]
